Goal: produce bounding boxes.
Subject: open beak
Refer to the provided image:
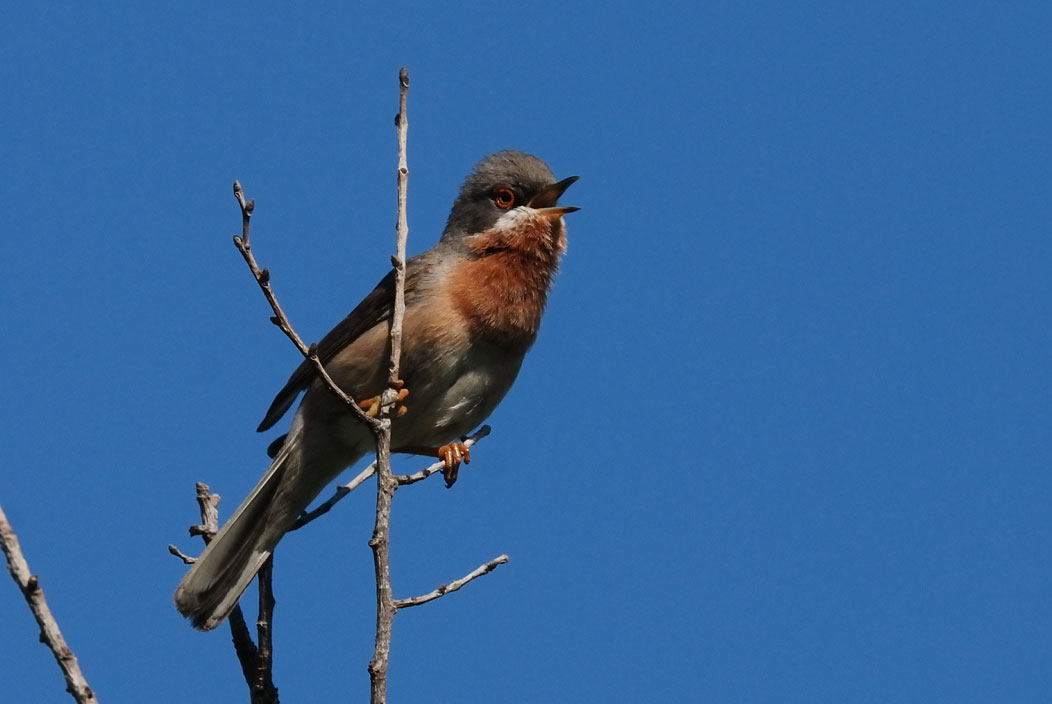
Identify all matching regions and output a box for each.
[528,175,580,214]
[535,205,580,221]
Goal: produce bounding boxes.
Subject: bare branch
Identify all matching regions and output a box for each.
[394,555,510,609]
[231,182,380,434]
[290,425,492,531]
[227,608,258,692]
[168,545,196,564]
[234,179,254,247]
[385,65,410,401]
[254,558,277,703]
[291,462,377,530]
[188,481,220,540]
[174,484,278,703]
[0,503,99,704]
[368,64,410,704]
[395,426,491,486]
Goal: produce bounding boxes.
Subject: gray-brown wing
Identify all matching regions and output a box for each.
[256,270,396,432]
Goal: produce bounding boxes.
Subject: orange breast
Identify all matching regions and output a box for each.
[449,213,564,346]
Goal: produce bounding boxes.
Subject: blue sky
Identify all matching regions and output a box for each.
[2,2,1050,702]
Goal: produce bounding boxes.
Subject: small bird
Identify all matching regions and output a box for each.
[175,151,578,630]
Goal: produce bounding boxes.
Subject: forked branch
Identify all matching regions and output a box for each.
[169,484,278,703]
[231,183,381,435]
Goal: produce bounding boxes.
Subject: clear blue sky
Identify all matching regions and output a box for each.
[2,2,1050,702]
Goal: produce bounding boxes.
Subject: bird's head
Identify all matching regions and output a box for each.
[443,151,578,253]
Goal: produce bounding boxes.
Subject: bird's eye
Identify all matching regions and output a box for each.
[493,188,516,209]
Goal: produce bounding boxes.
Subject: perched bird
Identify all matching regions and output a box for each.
[175,150,578,630]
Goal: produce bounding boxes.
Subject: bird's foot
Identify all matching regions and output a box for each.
[358,381,409,418]
[394,440,472,487]
[437,442,471,487]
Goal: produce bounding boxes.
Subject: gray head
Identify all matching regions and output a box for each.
[442,150,578,240]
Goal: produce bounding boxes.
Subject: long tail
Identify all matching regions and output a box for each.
[174,419,359,630]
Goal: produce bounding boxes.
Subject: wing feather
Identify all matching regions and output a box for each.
[256,262,413,432]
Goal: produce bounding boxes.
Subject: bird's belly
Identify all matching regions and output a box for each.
[392,341,525,448]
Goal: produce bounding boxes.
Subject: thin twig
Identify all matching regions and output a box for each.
[172,484,277,703]
[254,558,277,703]
[368,64,410,704]
[231,182,380,434]
[385,66,410,400]
[167,545,196,564]
[188,481,220,540]
[394,555,510,609]
[396,426,491,486]
[0,503,99,704]
[196,485,269,698]
[291,463,377,530]
[290,425,492,531]
[228,608,258,695]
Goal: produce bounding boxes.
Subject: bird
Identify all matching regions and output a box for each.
[174,150,578,630]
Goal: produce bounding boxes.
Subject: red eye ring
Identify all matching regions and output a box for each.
[494,187,516,209]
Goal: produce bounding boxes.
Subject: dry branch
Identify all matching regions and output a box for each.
[170,484,278,703]
[395,426,491,485]
[231,183,380,434]
[394,554,510,609]
[254,558,277,701]
[367,65,412,704]
[0,503,99,704]
[290,425,492,531]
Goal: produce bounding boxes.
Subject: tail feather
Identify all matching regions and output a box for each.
[175,413,368,630]
[174,441,297,630]
[174,421,316,631]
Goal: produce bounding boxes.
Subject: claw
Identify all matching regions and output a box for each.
[357,396,382,417]
[438,442,471,487]
[357,384,409,418]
